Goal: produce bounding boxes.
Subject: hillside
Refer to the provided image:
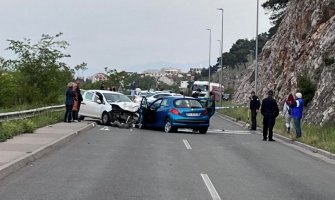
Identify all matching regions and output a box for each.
[234,0,335,125]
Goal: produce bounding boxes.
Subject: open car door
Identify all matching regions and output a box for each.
[199,98,216,118]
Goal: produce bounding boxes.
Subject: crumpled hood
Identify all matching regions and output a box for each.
[111,102,140,112]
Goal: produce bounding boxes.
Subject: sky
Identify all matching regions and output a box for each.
[0,0,271,76]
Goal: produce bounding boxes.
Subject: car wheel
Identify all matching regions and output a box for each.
[164,119,177,133]
[199,127,208,134]
[79,115,85,120]
[101,112,110,125]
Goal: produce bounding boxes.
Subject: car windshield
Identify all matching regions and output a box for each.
[103,93,132,103]
[174,99,203,108]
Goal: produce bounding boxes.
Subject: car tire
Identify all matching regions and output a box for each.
[79,115,85,120]
[101,112,110,125]
[199,127,208,134]
[164,119,176,133]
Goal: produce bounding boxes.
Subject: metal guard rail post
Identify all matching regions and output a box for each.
[0,105,64,122]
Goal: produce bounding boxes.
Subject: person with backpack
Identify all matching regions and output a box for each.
[283,94,294,134]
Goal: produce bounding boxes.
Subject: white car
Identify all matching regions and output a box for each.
[146,92,182,104]
[79,90,139,125]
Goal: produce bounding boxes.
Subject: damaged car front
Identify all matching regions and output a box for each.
[103,92,140,128]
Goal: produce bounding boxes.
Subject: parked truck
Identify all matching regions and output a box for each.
[191,81,224,100]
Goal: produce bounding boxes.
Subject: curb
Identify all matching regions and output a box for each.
[216,113,335,161]
[0,122,96,181]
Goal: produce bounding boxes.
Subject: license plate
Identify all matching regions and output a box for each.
[186,113,200,117]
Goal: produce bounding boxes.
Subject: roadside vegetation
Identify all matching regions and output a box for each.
[217,101,335,154]
[0,111,64,142]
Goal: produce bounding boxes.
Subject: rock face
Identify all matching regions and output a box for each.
[234,0,335,125]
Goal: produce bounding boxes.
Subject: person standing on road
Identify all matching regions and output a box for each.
[261,90,279,141]
[75,80,83,122]
[100,82,105,90]
[249,91,261,131]
[283,93,294,134]
[291,92,304,139]
[64,82,74,123]
[72,83,79,122]
[130,87,136,100]
[207,91,216,118]
[192,88,201,98]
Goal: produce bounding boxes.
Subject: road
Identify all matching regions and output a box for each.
[0,114,334,200]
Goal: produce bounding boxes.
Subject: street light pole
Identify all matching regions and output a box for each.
[255,0,259,95]
[206,29,212,88]
[218,8,224,105]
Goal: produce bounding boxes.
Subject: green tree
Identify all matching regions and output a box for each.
[3,33,74,105]
[262,0,289,37]
[74,62,88,79]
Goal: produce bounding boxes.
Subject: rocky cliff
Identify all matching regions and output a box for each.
[234,0,335,125]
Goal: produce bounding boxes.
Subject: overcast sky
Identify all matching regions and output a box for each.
[0,0,271,75]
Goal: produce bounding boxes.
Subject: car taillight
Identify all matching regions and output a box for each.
[170,108,180,115]
[203,109,208,115]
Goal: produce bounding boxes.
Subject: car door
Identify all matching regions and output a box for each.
[155,98,170,127]
[143,99,162,127]
[91,92,106,118]
[80,91,101,118]
[80,91,94,117]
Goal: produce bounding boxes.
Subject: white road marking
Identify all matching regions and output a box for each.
[178,128,251,134]
[183,139,192,149]
[99,126,110,131]
[201,173,222,200]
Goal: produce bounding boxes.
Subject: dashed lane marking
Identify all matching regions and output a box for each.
[201,173,222,200]
[182,139,192,149]
[178,128,252,134]
[208,129,252,134]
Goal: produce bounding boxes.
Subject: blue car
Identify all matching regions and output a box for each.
[138,96,211,134]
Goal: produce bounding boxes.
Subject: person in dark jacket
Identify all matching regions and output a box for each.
[64,82,74,123]
[249,91,261,130]
[261,90,279,141]
[291,92,304,139]
[192,89,201,98]
[207,91,216,118]
[73,80,83,122]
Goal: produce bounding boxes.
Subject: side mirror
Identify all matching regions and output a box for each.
[96,99,102,104]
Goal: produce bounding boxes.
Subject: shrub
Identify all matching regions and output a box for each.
[297,74,316,107]
[22,119,37,133]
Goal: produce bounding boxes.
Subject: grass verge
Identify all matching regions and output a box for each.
[0,111,64,142]
[217,101,335,154]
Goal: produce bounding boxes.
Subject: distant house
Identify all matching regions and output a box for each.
[161,67,181,75]
[189,67,205,74]
[88,73,108,83]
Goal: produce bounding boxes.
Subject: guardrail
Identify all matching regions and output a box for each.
[0,105,64,122]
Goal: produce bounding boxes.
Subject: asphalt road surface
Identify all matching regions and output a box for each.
[0,114,334,200]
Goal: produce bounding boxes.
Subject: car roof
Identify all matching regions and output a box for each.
[85,90,122,94]
[164,96,195,100]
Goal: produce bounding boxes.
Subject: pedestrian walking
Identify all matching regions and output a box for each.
[283,94,294,134]
[291,92,304,139]
[249,91,261,130]
[64,82,74,123]
[261,90,279,141]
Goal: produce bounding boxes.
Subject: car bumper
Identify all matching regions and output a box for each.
[170,117,209,128]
